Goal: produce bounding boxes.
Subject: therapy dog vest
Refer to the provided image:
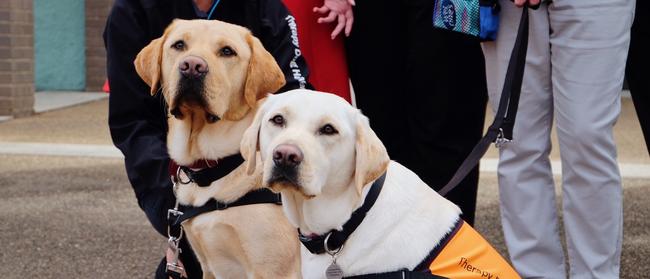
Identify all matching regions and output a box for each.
[417,220,521,279]
[301,173,521,279]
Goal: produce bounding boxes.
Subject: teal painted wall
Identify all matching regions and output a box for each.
[34,0,85,91]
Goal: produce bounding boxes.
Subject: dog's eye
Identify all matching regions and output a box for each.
[172,40,185,51]
[219,46,237,57]
[270,115,285,126]
[319,124,338,135]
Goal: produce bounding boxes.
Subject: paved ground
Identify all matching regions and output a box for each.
[0,98,648,278]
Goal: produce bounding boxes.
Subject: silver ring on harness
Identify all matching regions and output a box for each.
[176,166,192,185]
[495,128,511,149]
[324,232,343,256]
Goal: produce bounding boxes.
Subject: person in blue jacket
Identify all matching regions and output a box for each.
[103,0,309,277]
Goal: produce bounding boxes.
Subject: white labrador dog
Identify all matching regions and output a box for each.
[241,89,520,279]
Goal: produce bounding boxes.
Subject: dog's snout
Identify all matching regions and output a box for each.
[179,56,208,78]
[273,144,303,167]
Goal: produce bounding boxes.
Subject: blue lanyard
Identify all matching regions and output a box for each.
[206,0,222,20]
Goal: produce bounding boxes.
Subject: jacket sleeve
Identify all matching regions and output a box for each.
[258,0,313,92]
[103,0,174,237]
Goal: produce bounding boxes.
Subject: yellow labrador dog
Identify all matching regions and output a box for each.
[242,89,520,279]
[134,19,300,278]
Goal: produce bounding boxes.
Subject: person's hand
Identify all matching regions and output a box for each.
[166,247,188,279]
[513,0,541,7]
[313,0,355,39]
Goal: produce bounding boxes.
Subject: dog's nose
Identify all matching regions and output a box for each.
[179,56,208,78]
[273,144,303,167]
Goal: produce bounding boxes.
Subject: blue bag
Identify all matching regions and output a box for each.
[432,0,500,41]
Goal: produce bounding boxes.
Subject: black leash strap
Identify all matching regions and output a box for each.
[299,172,387,254]
[438,7,530,197]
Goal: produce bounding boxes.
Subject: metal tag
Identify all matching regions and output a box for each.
[325,260,343,279]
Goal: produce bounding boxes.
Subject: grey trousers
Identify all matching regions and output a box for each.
[482,0,634,278]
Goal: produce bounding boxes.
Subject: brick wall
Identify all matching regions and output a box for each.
[85,0,113,92]
[0,0,34,117]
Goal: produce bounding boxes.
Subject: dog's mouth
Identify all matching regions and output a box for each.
[267,168,315,199]
[170,105,221,123]
[169,77,220,123]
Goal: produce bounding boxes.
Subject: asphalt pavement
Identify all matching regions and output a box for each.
[0,98,648,278]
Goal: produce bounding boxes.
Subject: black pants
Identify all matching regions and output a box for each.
[346,0,487,225]
[627,1,650,155]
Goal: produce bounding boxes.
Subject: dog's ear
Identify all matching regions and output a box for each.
[134,37,164,96]
[243,34,286,108]
[354,112,390,195]
[134,21,176,96]
[241,97,270,175]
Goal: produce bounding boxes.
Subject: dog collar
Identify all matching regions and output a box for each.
[298,172,387,255]
[171,153,244,187]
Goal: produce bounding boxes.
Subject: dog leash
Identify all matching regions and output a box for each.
[438,6,530,197]
[343,10,532,276]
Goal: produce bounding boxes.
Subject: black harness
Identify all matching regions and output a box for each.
[168,153,281,227]
[166,153,283,278]
[171,189,282,226]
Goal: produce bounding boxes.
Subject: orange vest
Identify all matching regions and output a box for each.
[421,221,521,279]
